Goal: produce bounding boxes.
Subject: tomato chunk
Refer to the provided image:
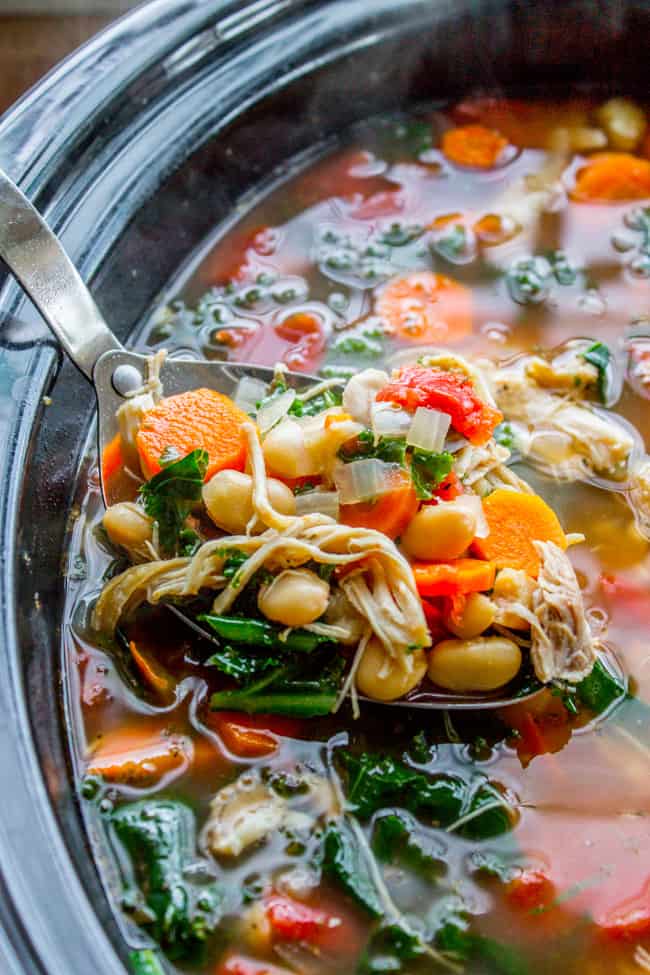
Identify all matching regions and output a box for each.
[376,366,502,445]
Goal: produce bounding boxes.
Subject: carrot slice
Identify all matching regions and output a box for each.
[376,271,472,345]
[86,723,191,786]
[442,124,509,168]
[472,488,567,577]
[129,640,176,704]
[136,388,249,480]
[206,711,303,758]
[412,558,495,598]
[571,152,650,202]
[101,433,124,483]
[339,472,418,539]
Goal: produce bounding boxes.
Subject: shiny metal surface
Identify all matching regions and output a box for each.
[0,169,122,379]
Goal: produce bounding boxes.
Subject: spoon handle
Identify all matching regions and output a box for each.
[0,169,122,380]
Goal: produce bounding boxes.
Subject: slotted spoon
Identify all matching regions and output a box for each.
[0,168,543,710]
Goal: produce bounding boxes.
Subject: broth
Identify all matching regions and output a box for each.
[65,97,650,975]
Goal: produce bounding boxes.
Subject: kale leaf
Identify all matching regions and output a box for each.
[289,386,343,417]
[581,341,611,403]
[112,800,227,962]
[372,811,446,880]
[139,449,208,555]
[128,950,166,975]
[409,449,454,500]
[340,752,512,839]
[209,649,345,717]
[575,657,626,714]
[338,430,408,466]
[322,819,383,918]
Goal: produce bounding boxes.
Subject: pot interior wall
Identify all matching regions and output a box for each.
[8,0,649,969]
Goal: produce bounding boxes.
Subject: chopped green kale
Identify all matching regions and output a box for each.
[575,657,626,714]
[493,422,515,449]
[323,819,383,918]
[409,449,454,500]
[581,341,611,403]
[112,800,226,962]
[338,430,408,466]
[139,449,208,555]
[339,752,513,839]
[129,950,166,975]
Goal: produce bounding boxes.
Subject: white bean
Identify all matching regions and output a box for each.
[356,639,427,701]
[428,636,521,692]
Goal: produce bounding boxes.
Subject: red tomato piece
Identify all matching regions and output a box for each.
[507,870,556,911]
[376,366,502,445]
[266,895,330,941]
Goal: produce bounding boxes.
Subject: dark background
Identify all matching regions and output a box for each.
[0,11,130,115]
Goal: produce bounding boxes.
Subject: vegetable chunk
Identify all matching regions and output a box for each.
[472,488,567,576]
[136,388,249,480]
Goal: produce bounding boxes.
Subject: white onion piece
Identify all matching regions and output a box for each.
[233,375,268,415]
[257,389,296,435]
[451,493,489,538]
[407,407,451,453]
[334,459,401,504]
[294,489,340,519]
[371,401,411,440]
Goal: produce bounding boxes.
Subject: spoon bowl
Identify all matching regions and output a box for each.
[0,167,545,711]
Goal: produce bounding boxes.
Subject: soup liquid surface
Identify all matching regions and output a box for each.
[65,99,650,975]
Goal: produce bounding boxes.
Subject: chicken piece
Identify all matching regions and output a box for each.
[203,769,336,859]
[492,567,537,630]
[628,458,650,540]
[491,364,635,481]
[525,341,600,399]
[116,349,166,474]
[342,368,389,424]
[530,540,597,683]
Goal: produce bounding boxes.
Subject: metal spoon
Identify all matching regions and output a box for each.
[0,168,541,710]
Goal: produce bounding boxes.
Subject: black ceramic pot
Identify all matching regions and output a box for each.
[0,1,646,971]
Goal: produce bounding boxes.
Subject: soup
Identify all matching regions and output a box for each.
[65,96,650,975]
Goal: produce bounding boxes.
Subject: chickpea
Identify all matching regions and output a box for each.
[428,636,522,692]
[445,592,496,640]
[596,98,647,151]
[103,502,153,552]
[203,469,295,534]
[262,419,317,479]
[356,639,427,702]
[257,568,330,627]
[401,502,476,561]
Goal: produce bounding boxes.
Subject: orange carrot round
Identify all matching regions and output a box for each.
[376,271,472,344]
[339,472,418,539]
[571,152,650,202]
[472,488,567,576]
[442,124,509,168]
[206,711,302,758]
[136,388,249,480]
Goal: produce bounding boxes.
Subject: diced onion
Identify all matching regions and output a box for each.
[334,459,401,505]
[406,407,451,453]
[371,401,412,440]
[451,493,489,538]
[294,489,340,519]
[257,389,296,435]
[233,375,268,414]
[445,435,470,454]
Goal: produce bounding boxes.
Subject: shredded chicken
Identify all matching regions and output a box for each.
[454,440,533,496]
[530,540,597,683]
[491,361,635,482]
[203,769,336,858]
[628,458,650,540]
[116,349,166,473]
[93,423,429,664]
